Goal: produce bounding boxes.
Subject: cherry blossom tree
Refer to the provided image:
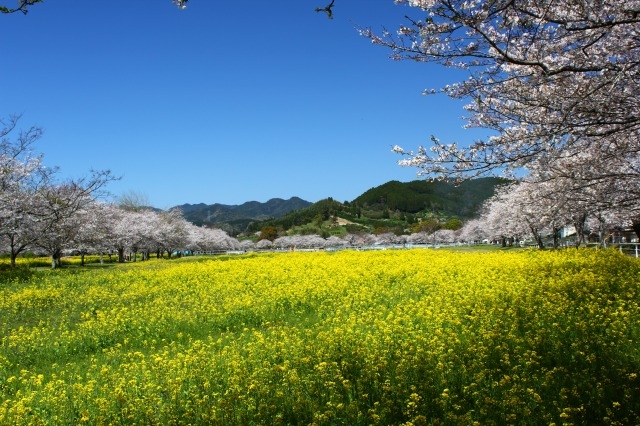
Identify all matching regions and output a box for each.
[239,239,254,252]
[154,210,189,258]
[185,224,240,252]
[34,204,82,269]
[366,0,640,201]
[342,233,366,248]
[72,201,114,265]
[406,231,429,245]
[0,189,41,267]
[208,228,241,251]
[255,238,273,250]
[476,169,638,249]
[374,232,405,246]
[31,170,117,268]
[432,229,455,245]
[0,115,117,267]
[325,235,348,250]
[299,235,328,249]
[0,116,47,265]
[100,204,135,263]
[272,235,327,250]
[481,181,561,248]
[126,209,160,261]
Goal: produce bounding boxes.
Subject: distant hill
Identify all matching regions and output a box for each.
[353,177,509,218]
[242,178,509,237]
[173,197,312,231]
[174,178,508,236]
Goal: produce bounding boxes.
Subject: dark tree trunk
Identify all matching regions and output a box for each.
[574,212,588,248]
[51,250,61,269]
[528,223,545,249]
[552,227,560,249]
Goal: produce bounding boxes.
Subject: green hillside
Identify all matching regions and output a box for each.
[245,178,508,238]
[354,177,509,217]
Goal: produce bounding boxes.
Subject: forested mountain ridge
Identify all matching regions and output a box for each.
[243,177,509,237]
[177,178,507,236]
[173,197,312,229]
[353,177,509,218]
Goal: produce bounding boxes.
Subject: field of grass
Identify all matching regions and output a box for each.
[0,249,639,425]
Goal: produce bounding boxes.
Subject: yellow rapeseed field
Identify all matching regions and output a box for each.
[0,249,638,425]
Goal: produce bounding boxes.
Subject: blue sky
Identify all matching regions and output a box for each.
[2,0,486,209]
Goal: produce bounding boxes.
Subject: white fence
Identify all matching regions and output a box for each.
[615,243,640,258]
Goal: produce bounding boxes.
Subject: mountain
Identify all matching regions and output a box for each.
[173,197,313,230]
[243,178,509,237]
[353,177,509,218]
[174,178,508,236]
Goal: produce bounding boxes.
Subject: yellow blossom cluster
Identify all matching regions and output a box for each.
[0,249,638,424]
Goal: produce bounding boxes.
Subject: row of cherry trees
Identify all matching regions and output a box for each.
[457,173,639,249]
[256,229,457,250]
[0,196,244,269]
[0,115,242,268]
[64,202,242,264]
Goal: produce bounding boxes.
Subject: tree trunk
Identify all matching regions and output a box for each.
[80,253,85,267]
[528,223,545,249]
[117,247,125,263]
[8,236,25,269]
[573,213,587,248]
[51,250,61,269]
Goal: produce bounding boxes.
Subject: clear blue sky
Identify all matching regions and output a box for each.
[2,0,486,209]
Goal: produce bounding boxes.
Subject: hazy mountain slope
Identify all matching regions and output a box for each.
[174,197,312,227]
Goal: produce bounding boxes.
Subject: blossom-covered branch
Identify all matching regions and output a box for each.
[365,0,640,190]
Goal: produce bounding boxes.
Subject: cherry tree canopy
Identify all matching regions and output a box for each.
[368,0,640,193]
